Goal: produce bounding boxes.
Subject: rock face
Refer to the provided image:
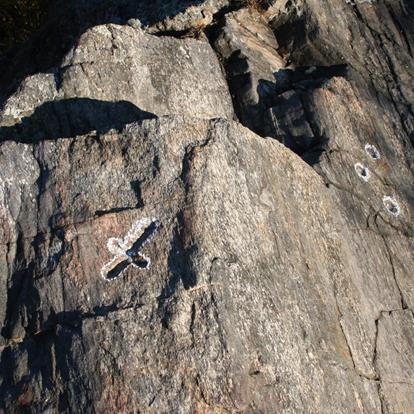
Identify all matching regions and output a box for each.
[213,8,285,136]
[0,1,413,413]
[0,23,233,129]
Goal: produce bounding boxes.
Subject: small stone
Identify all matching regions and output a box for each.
[127,18,142,30]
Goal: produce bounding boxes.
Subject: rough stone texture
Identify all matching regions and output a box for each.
[142,0,231,33]
[213,8,285,136]
[0,23,233,128]
[264,1,414,406]
[0,0,414,413]
[306,75,414,382]
[263,89,317,154]
[0,117,384,413]
[376,310,414,414]
[268,0,414,116]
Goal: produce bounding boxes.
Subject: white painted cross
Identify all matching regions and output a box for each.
[101,217,160,281]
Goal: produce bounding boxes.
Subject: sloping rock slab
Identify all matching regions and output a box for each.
[0,116,381,413]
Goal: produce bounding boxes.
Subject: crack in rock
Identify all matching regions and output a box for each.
[101,217,160,281]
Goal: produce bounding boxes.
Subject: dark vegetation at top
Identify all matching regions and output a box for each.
[0,0,209,107]
[0,0,270,57]
[0,0,53,55]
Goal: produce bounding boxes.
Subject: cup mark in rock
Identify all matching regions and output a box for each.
[101,217,160,281]
[382,196,401,217]
[365,143,380,160]
[354,162,370,182]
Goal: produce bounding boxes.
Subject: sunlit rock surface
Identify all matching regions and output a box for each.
[0,0,413,412]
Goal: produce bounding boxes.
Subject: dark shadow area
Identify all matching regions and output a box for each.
[258,65,347,163]
[224,48,347,129]
[0,234,40,341]
[259,64,348,104]
[0,306,110,412]
[269,7,349,68]
[0,98,156,142]
[0,0,53,55]
[0,0,209,109]
[385,0,414,58]
[159,211,197,313]
[222,50,347,164]
[0,327,57,413]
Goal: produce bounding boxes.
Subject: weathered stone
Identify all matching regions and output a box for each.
[0,23,233,127]
[0,0,414,413]
[143,0,231,33]
[268,73,414,389]
[0,116,384,412]
[268,0,414,108]
[0,0,236,111]
[263,89,316,154]
[213,8,285,135]
[376,310,414,414]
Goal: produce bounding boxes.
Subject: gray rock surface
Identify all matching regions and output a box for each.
[213,8,285,135]
[376,310,414,414]
[0,1,413,413]
[0,116,384,413]
[0,23,233,127]
[143,0,231,33]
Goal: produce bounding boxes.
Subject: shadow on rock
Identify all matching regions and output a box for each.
[0,314,82,412]
[223,47,348,153]
[221,63,345,164]
[0,98,156,142]
[256,65,347,163]
[258,64,348,107]
[0,0,208,108]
